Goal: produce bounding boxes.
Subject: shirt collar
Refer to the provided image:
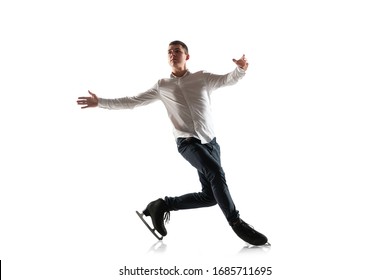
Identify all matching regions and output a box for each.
[170,70,191,79]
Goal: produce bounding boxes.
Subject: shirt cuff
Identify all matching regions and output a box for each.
[237,66,246,73]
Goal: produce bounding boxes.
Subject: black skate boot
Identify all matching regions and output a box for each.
[230,218,269,246]
[143,198,170,237]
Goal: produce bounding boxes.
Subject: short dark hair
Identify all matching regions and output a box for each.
[169,40,189,54]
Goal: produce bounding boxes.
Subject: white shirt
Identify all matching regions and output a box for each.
[98,67,246,144]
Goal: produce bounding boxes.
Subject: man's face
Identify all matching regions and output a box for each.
[168,44,189,68]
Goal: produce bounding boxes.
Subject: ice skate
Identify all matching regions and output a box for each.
[230,218,270,246]
[136,198,170,241]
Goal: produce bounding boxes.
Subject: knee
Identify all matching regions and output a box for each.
[201,191,217,207]
[203,166,225,181]
[207,200,217,207]
[204,199,217,207]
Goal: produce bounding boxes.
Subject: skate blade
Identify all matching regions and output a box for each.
[136,211,163,241]
[245,242,271,248]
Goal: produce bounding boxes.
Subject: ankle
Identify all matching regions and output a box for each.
[230,218,242,227]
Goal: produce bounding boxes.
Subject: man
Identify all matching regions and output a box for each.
[77,40,268,246]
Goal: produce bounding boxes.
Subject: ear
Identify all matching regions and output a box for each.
[186,54,190,61]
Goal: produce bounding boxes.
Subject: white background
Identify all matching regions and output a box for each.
[1,0,389,279]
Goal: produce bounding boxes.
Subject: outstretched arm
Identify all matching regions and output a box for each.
[204,54,248,91]
[77,90,98,109]
[232,54,249,71]
[77,86,160,110]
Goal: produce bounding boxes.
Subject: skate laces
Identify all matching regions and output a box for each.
[243,221,256,232]
[236,219,256,232]
[163,211,170,224]
[246,222,254,229]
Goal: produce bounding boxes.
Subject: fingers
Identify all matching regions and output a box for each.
[233,54,246,61]
[76,90,98,108]
[239,54,247,63]
[232,54,247,63]
[88,90,96,98]
[88,90,98,101]
[77,97,90,108]
[232,54,248,70]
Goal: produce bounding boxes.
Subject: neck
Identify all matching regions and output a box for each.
[172,67,187,77]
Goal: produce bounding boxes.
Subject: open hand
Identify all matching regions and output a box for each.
[77,90,98,109]
[232,54,249,71]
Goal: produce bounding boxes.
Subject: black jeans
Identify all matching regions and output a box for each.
[165,137,239,223]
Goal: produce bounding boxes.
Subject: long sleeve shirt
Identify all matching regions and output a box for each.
[98,66,246,144]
